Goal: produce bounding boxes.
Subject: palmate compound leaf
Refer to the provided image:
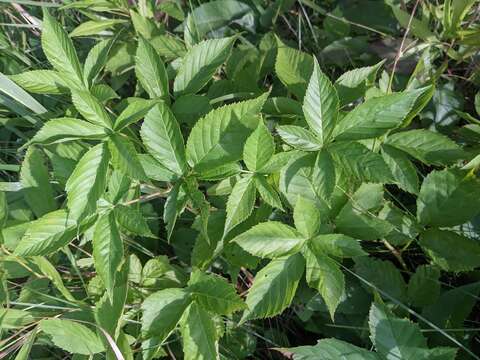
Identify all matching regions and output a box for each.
[187,270,245,315]
[233,221,306,259]
[186,93,268,173]
[41,9,84,88]
[332,88,427,141]
[29,118,108,145]
[240,253,305,323]
[174,37,235,96]
[65,143,110,221]
[224,175,256,235]
[303,57,339,145]
[141,102,188,175]
[284,338,380,359]
[93,211,124,300]
[39,319,105,355]
[14,210,78,256]
[135,36,169,100]
[417,168,480,227]
[141,288,192,341]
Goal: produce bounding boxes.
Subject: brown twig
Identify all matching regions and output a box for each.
[388,0,422,92]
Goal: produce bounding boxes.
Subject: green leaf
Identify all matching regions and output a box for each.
[254,175,283,210]
[141,102,187,175]
[139,154,177,182]
[95,259,129,341]
[355,257,407,301]
[14,328,37,360]
[130,9,157,38]
[303,57,339,144]
[20,147,56,217]
[311,149,336,202]
[275,39,313,99]
[187,270,245,315]
[14,210,77,256]
[243,122,275,172]
[378,203,419,246]
[135,36,169,100]
[174,37,235,96]
[294,196,320,238]
[0,72,47,115]
[31,256,76,301]
[172,94,212,125]
[9,70,67,94]
[420,229,480,272]
[233,221,305,258]
[417,169,480,227]
[40,319,105,355]
[181,302,219,360]
[224,175,256,234]
[276,125,322,151]
[181,0,252,40]
[333,89,424,141]
[84,39,113,87]
[164,182,184,240]
[384,129,466,165]
[115,204,156,238]
[70,19,126,37]
[141,288,192,340]
[108,134,148,181]
[0,308,35,329]
[407,265,441,307]
[329,141,393,184]
[240,253,304,323]
[186,94,266,172]
[71,89,113,128]
[66,143,110,220]
[279,153,330,213]
[309,234,366,258]
[303,246,344,320]
[334,60,384,106]
[381,144,419,194]
[114,98,157,131]
[30,118,108,145]
[369,302,427,360]
[285,338,380,360]
[93,211,123,300]
[41,9,84,87]
[335,183,393,241]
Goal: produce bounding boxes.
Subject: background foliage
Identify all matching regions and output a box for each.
[1,0,480,359]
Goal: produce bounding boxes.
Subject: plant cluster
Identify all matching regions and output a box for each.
[0,0,480,359]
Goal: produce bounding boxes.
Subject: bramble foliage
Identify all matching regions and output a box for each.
[1,0,480,359]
